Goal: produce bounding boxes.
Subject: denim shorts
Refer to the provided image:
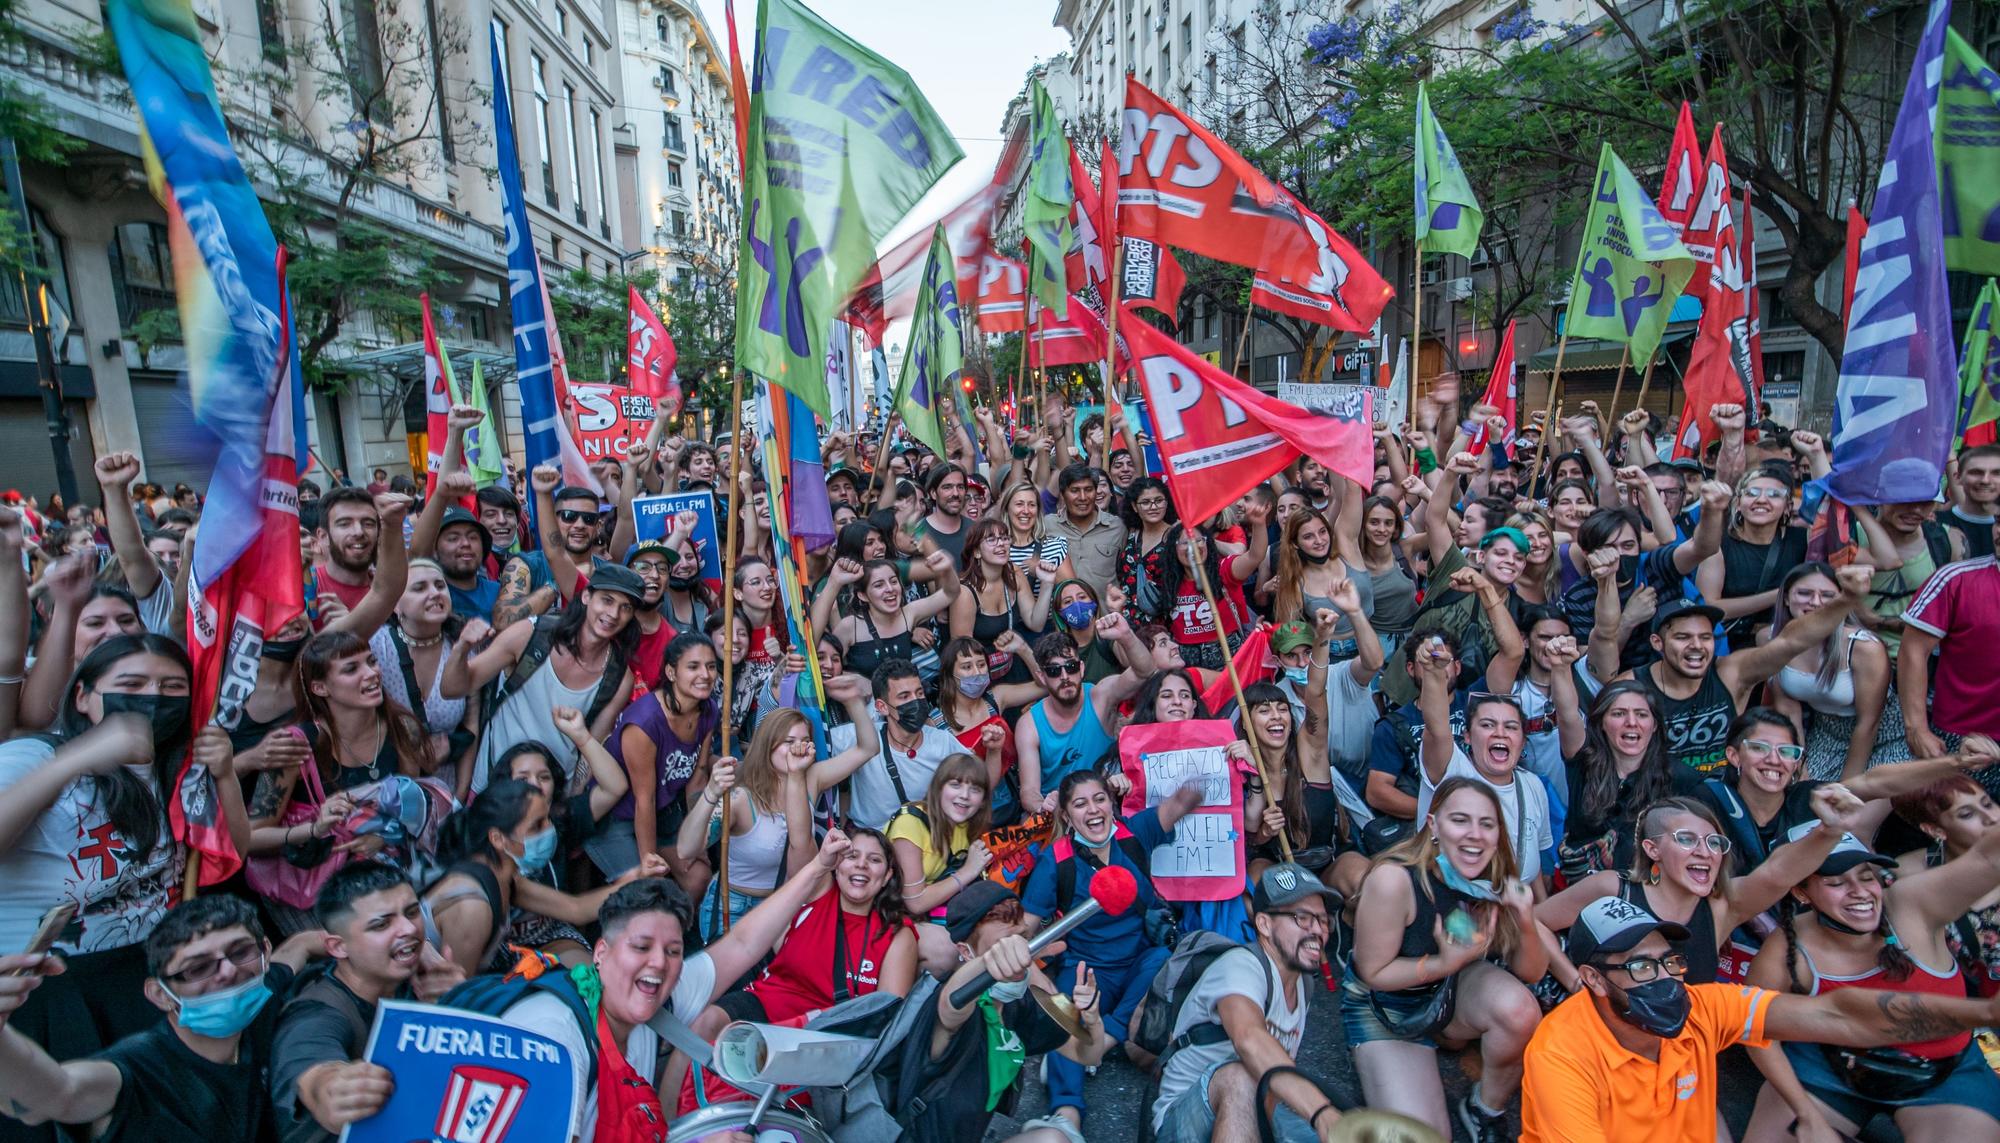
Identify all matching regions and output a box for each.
[1781,1040,2000,1127]
[1152,1058,1318,1143]
[1338,976,1446,1049]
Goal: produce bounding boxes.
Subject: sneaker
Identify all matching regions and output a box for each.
[1455,1091,1506,1143]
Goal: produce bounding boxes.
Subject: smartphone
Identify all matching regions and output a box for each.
[15,902,74,969]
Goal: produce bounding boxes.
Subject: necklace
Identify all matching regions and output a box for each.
[404,630,444,650]
[349,717,387,780]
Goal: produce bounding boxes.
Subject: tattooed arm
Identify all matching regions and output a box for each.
[493,556,555,631]
[1762,983,2000,1049]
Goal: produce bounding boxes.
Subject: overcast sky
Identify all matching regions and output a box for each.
[694,0,1071,248]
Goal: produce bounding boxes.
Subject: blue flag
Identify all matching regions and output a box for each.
[491,29,564,504]
[1823,0,1958,506]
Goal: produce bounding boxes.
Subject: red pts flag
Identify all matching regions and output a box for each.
[420,294,451,497]
[1115,78,1321,281]
[967,252,1028,332]
[626,286,682,417]
[1248,187,1393,333]
[1843,202,1867,323]
[1658,103,1712,296]
[1673,128,1756,460]
[1074,141,1185,318]
[1470,320,1519,454]
[1029,295,1108,366]
[1066,145,1111,291]
[1123,308,1374,523]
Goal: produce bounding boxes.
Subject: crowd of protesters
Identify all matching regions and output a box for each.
[0,378,1998,1143]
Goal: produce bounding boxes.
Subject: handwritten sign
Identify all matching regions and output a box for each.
[343,1001,574,1143]
[1117,720,1245,901]
[632,490,722,595]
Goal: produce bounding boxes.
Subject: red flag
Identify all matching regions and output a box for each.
[1123,238,1186,317]
[722,0,750,178]
[1066,145,1110,292]
[420,293,451,498]
[1658,103,1713,296]
[1114,78,1321,281]
[1123,306,1374,523]
[626,286,681,417]
[1673,128,1756,459]
[967,252,1028,332]
[1470,320,1518,454]
[1743,187,1767,401]
[1247,187,1393,332]
[1028,294,1109,367]
[1068,142,1184,319]
[846,182,1002,342]
[1843,202,1867,323]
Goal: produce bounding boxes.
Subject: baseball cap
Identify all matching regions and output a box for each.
[1270,619,1315,655]
[1250,863,1342,913]
[585,558,648,602]
[1565,895,1691,965]
[1649,597,1724,635]
[943,880,1018,942]
[1783,822,1898,877]
[623,539,674,566]
[824,467,860,490]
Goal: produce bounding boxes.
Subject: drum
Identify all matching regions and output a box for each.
[665,1102,834,1143]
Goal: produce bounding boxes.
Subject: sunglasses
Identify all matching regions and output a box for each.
[1738,487,1789,500]
[555,509,605,525]
[1045,660,1084,677]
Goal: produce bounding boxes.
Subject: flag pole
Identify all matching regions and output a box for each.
[1230,301,1256,377]
[1032,308,1046,427]
[1411,239,1425,412]
[1100,245,1124,474]
[1608,348,1632,423]
[1189,549,1291,864]
[1632,354,1662,414]
[716,364,747,931]
[1528,331,1570,486]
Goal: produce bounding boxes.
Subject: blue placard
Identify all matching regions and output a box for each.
[342,1001,574,1143]
[632,490,723,595]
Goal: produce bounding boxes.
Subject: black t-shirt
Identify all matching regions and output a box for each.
[1717,527,1809,643]
[1942,506,1997,560]
[83,1019,276,1143]
[1679,770,1824,876]
[270,968,385,1143]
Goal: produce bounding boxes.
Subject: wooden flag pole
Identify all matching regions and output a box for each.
[1189,548,1292,864]
[1031,308,1046,427]
[1527,331,1571,486]
[1632,353,1662,414]
[1608,349,1631,423]
[716,365,747,931]
[1230,301,1256,377]
[1100,243,1124,474]
[1411,239,1425,410]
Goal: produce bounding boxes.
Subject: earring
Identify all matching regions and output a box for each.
[1648,861,1662,886]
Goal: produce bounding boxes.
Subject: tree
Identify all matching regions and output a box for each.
[231,0,487,390]
[0,0,85,285]
[658,267,738,419]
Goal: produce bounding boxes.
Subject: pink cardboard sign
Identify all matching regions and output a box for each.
[1117,720,1246,902]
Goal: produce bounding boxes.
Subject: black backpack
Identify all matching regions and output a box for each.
[489,613,630,730]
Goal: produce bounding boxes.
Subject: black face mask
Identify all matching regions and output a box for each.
[1610,976,1690,1037]
[668,574,701,594]
[98,693,193,757]
[1300,548,1331,566]
[890,698,930,734]
[261,638,306,663]
[1616,553,1642,586]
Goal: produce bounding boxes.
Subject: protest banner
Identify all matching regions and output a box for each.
[1277,380,1405,436]
[633,491,722,595]
[981,812,1054,894]
[1117,720,1244,901]
[342,1000,572,1143]
[569,383,659,462]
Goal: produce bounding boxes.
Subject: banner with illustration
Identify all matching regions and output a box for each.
[343,1001,572,1143]
[633,491,721,595]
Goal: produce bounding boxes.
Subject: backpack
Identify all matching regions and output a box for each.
[443,954,609,1067]
[1128,933,1275,1074]
[1051,831,1181,948]
[490,613,631,729]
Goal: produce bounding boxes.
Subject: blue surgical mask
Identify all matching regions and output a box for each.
[517,826,558,875]
[957,673,991,698]
[1059,600,1097,629]
[166,972,272,1038]
[1434,855,1501,902]
[1283,667,1310,686]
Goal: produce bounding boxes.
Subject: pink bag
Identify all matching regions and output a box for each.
[245,760,352,910]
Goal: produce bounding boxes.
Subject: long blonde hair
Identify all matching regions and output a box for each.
[1372,778,1526,958]
[1506,509,1560,602]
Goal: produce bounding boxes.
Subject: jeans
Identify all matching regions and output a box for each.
[1045,944,1171,1116]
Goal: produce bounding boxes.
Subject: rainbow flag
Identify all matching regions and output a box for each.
[108,0,310,885]
[757,380,830,751]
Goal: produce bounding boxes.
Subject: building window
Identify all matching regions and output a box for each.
[583,38,592,66]
[663,113,684,152]
[563,82,584,217]
[1160,42,1170,77]
[1181,15,1193,54]
[667,161,683,188]
[658,65,677,95]
[107,221,175,327]
[532,54,556,205]
[254,0,285,62]
[589,107,608,225]
[655,13,668,41]
[0,206,71,328]
[551,236,563,266]
[555,4,567,38]
[344,0,387,120]
[423,0,453,159]
[671,210,689,236]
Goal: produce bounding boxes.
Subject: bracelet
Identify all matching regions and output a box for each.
[1311,1107,1335,1129]
[0,674,21,686]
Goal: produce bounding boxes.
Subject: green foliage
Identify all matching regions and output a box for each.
[547,265,658,386]
[125,308,181,367]
[659,269,737,419]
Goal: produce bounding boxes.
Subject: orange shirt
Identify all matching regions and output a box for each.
[1520,984,1776,1143]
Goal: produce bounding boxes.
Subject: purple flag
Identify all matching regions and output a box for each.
[1822,0,1958,506]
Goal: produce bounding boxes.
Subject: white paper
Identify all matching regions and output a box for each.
[1141,746,1231,808]
[712,1021,876,1088]
[1151,811,1240,878]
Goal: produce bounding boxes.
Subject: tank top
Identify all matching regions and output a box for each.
[1718,529,1807,643]
[1030,685,1116,791]
[371,625,467,737]
[607,693,721,820]
[748,888,908,1018]
[1616,876,1721,984]
[1300,779,1340,849]
[1382,864,1477,996]
[844,609,916,680]
[1636,661,1737,776]
[725,800,789,893]
[1793,940,1971,1058]
[970,587,1019,676]
[1366,558,1420,634]
[1774,629,1870,718]
[473,654,599,796]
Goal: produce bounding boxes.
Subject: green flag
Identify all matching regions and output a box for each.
[1563,143,1695,365]
[1941,30,2000,275]
[1414,82,1483,258]
[1959,278,2000,438]
[734,0,962,420]
[1025,80,1073,318]
[460,357,506,489]
[893,225,963,457]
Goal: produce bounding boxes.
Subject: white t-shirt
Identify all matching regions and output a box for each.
[827,719,963,829]
[1414,747,1555,883]
[0,738,182,953]
[1151,946,1309,1133]
[503,951,717,1143]
[138,576,175,636]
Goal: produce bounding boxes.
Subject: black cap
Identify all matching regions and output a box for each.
[1250,863,1342,913]
[1566,895,1692,965]
[438,507,492,555]
[1783,822,1899,877]
[943,880,1017,942]
[1649,597,1725,635]
[585,558,648,602]
[1665,457,1705,474]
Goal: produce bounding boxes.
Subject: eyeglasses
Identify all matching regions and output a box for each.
[1654,829,1732,855]
[1739,487,1789,500]
[1595,952,1689,983]
[159,938,264,987]
[555,509,605,525]
[1741,739,1806,762]
[1267,910,1331,932]
[1045,660,1083,677]
[1133,498,1168,510]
